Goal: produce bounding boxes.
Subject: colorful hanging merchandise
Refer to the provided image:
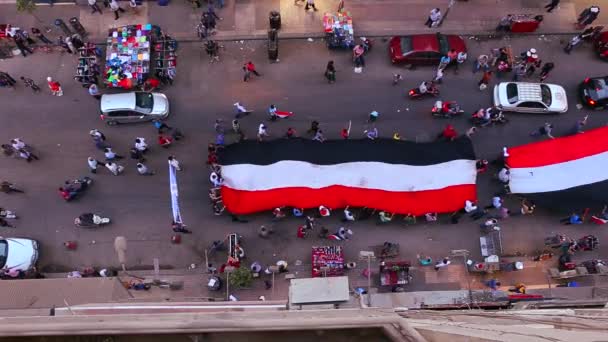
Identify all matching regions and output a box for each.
[154,33,177,81]
[323,12,354,49]
[105,24,152,89]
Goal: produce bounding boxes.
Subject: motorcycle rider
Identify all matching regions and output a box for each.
[418,81,429,94]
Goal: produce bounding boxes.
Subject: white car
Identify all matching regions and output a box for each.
[493,82,568,114]
[0,238,39,272]
[100,92,169,125]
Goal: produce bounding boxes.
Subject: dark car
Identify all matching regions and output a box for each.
[579,76,608,109]
[595,31,608,61]
[389,33,467,66]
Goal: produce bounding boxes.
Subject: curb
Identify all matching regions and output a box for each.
[80,30,580,46]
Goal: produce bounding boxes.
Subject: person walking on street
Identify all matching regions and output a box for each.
[88,84,101,100]
[57,36,72,54]
[530,122,555,139]
[89,0,103,14]
[0,182,24,194]
[478,71,492,90]
[539,62,555,82]
[455,51,467,73]
[305,0,317,11]
[110,0,126,20]
[104,147,123,160]
[14,35,33,57]
[569,115,588,135]
[368,110,379,123]
[20,76,40,92]
[425,8,441,28]
[434,257,451,271]
[577,6,600,28]
[307,120,320,135]
[136,162,155,175]
[0,72,17,88]
[257,124,269,142]
[47,77,63,96]
[313,129,325,142]
[168,155,182,171]
[545,0,560,13]
[243,61,260,81]
[105,161,125,176]
[31,28,53,45]
[152,119,171,134]
[87,157,104,173]
[129,0,139,15]
[325,60,336,83]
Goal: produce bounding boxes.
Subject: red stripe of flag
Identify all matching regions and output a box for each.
[507,126,608,169]
[221,184,477,215]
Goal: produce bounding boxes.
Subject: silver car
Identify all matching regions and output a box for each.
[100,92,169,125]
[0,238,39,272]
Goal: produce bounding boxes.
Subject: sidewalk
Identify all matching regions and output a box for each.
[1,0,603,43]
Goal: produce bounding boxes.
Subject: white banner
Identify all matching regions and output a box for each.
[169,164,183,224]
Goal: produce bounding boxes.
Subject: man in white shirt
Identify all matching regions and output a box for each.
[425,8,442,27]
[168,155,182,171]
[498,168,510,184]
[134,138,148,153]
[88,0,102,15]
[257,124,269,141]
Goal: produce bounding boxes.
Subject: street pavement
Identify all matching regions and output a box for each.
[1,1,608,299]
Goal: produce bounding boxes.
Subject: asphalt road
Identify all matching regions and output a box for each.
[1,34,607,285]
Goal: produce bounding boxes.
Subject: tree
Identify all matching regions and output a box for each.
[16,0,36,13]
[228,267,253,289]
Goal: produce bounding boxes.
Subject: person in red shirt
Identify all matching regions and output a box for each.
[245,61,260,76]
[47,77,63,96]
[340,128,349,139]
[297,225,306,239]
[285,127,297,139]
[158,134,173,148]
[440,124,458,141]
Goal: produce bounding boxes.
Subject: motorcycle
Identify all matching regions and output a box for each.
[74,213,111,227]
[470,107,507,127]
[432,100,465,118]
[60,177,93,201]
[408,83,440,99]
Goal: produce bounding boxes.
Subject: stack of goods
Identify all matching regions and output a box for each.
[154,34,177,79]
[323,12,354,49]
[75,43,102,85]
[105,24,152,89]
[312,246,345,278]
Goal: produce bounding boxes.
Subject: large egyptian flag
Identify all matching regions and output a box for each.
[218,137,477,215]
[506,126,608,205]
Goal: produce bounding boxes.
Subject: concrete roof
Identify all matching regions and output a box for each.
[0,278,130,310]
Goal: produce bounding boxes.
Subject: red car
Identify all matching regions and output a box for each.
[595,31,608,61]
[389,33,467,66]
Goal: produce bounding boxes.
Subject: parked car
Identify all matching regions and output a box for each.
[493,82,568,114]
[389,33,466,66]
[579,76,608,109]
[100,92,169,125]
[594,31,608,61]
[0,238,39,272]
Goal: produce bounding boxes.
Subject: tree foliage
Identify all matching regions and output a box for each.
[16,0,36,13]
[228,267,253,289]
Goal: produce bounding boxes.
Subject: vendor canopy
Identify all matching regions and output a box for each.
[218,138,477,215]
[506,126,608,196]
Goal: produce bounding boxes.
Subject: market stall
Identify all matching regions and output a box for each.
[379,261,411,288]
[312,246,344,278]
[323,12,354,49]
[104,24,177,89]
[75,43,102,86]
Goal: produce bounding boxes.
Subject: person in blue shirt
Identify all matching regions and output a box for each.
[560,212,583,225]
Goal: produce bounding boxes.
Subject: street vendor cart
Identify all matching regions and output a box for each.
[379,261,411,291]
[508,14,543,33]
[312,246,345,278]
[323,12,354,49]
[104,24,178,89]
